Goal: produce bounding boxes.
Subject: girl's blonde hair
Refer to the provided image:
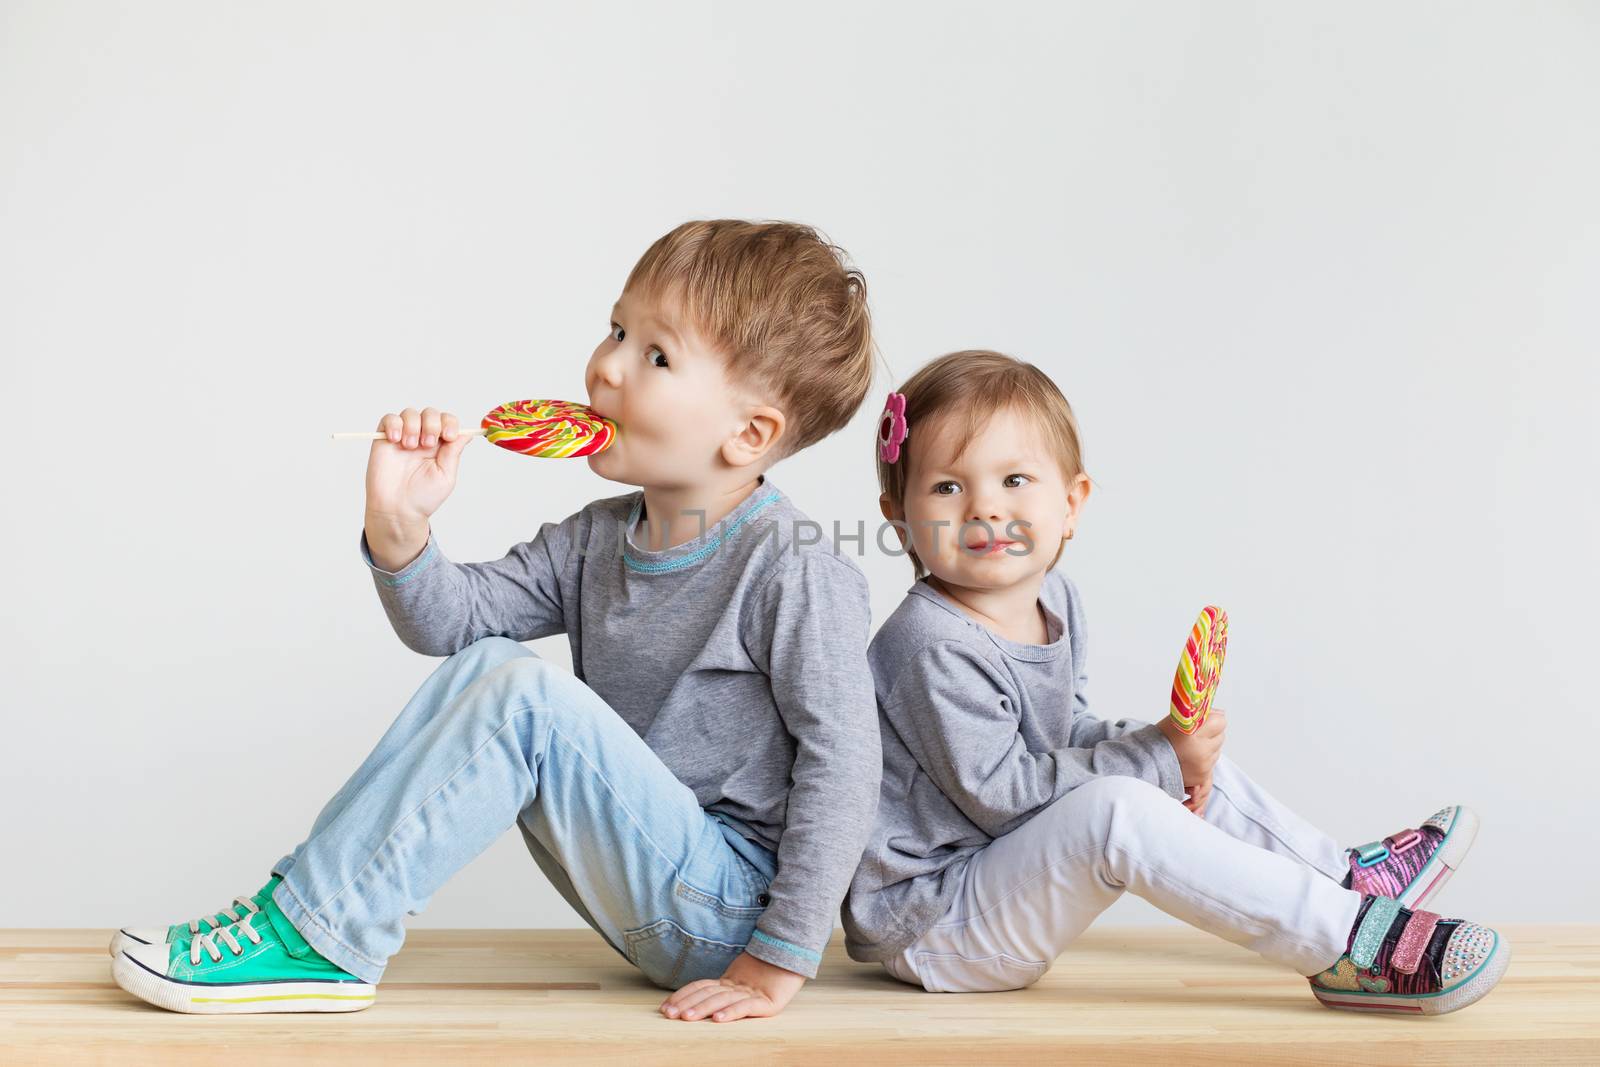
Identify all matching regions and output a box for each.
[625,219,875,461]
[877,349,1091,577]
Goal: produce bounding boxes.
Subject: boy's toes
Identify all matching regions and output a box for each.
[107,926,161,958]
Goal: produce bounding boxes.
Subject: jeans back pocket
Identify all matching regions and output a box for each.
[622,874,767,989]
[623,916,751,990]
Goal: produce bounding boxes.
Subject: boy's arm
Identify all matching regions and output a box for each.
[359,518,572,656]
[740,553,881,980]
[889,641,1184,840]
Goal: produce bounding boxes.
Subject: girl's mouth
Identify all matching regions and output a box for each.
[965,540,1018,555]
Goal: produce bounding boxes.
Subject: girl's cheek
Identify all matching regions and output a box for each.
[909,525,946,562]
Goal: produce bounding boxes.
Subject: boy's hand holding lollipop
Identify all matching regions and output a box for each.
[334,398,619,572]
[362,407,473,569]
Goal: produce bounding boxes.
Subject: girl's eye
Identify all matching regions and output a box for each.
[611,324,626,342]
[647,347,669,368]
[1003,474,1031,488]
[933,481,961,496]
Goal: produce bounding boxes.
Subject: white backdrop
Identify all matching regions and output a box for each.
[3,1,1595,932]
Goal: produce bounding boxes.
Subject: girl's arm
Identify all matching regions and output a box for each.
[888,640,1185,839]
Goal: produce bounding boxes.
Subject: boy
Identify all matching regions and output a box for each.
[112,220,882,1024]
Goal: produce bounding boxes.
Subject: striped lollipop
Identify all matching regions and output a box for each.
[331,398,618,458]
[1168,605,1229,734]
[480,399,617,458]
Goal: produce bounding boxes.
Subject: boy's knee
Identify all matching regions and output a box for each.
[486,652,553,691]
[459,634,535,664]
[488,654,594,717]
[448,635,541,683]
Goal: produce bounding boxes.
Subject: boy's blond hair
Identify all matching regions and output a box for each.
[625,219,874,460]
[878,350,1091,577]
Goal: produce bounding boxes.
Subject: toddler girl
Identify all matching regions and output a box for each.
[841,350,1508,1015]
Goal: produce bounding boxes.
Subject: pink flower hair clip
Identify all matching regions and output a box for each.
[878,391,909,464]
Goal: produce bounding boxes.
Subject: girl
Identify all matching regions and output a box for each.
[841,350,1508,1015]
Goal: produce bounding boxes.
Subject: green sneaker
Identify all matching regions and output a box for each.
[111,885,376,1014]
[108,877,281,958]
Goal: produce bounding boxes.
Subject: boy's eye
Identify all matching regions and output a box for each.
[647,347,669,368]
[611,323,626,342]
[933,481,962,496]
[1003,474,1031,488]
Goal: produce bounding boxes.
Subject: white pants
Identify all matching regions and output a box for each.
[882,752,1365,992]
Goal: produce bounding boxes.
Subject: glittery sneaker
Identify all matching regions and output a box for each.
[1342,805,1478,910]
[112,886,375,1014]
[1307,894,1510,1016]
[108,877,281,958]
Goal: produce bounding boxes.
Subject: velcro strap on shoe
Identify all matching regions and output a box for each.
[1389,828,1423,854]
[1353,840,1390,867]
[1391,909,1441,975]
[1352,896,1402,970]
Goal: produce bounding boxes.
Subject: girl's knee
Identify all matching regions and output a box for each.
[1062,773,1170,812]
[1036,774,1175,842]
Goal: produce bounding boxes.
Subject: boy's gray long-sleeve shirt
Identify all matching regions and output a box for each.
[358,474,881,979]
[842,569,1185,962]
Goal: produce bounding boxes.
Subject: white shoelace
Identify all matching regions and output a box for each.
[186,895,261,936]
[189,912,264,965]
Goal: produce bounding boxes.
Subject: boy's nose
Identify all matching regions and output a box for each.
[587,349,625,391]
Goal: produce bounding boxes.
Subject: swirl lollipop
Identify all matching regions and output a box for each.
[332,398,618,458]
[479,399,617,457]
[1168,605,1229,735]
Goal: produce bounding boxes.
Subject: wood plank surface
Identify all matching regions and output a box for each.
[3,925,1595,1064]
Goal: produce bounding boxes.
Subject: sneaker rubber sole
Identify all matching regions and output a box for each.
[111,947,376,1014]
[1399,805,1480,911]
[1311,927,1510,1016]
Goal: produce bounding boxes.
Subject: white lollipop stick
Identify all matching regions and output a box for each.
[329,429,489,441]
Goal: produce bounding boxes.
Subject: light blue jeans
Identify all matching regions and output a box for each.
[269,636,778,989]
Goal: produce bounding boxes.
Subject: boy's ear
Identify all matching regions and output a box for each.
[721,405,786,468]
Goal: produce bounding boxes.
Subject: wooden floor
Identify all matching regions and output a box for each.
[3,926,1597,1064]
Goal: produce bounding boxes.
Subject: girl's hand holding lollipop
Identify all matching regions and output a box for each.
[1160,606,1230,816]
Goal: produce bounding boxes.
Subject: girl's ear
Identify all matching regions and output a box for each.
[1064,472,1092,534]
[879,493,909,550]
[1068,476,1094,518]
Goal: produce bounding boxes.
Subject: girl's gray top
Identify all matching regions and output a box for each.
[842,570,1185,962]
[358,474,881,978]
